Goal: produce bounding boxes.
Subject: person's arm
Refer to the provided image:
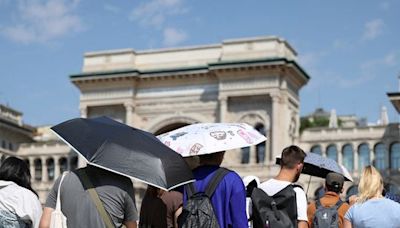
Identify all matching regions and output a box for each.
[123,221,137,228]
[40,175,63,228]
[344,219,352,228]
[298,220,309,228]
[174,206,182,228]
[39,207,54,228]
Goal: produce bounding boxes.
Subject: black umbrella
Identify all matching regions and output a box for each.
[51,116,194,191]
[275,153,353,181]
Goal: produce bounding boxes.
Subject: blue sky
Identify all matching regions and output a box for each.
[0,0,399,126]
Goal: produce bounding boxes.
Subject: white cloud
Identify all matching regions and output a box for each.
[1,0,83,44]
[103,3,120,14]
[362,19,384,40]
[129,0,187,28]
[163,27,187,46]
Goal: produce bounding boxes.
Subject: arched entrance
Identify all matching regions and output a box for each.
[154,122,190,135]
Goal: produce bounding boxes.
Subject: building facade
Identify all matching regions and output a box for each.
[2,35,399,203]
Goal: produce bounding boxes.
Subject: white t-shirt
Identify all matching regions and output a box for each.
[0,180,42,228]
[259,178,308,222]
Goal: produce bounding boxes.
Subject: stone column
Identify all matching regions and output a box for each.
[124,103,134,126]
[353,143,359,173]
[41,156,48,182]
[270,94,281,162]
[29,157,35,183]
[369,142,375,166]
[219,97,227,122]
[78,106,88,168]
[54,156,60,179]
[80,106,87,118]
[337,143,343,165]
[249,146,256,164]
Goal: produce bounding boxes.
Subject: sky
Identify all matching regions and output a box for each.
[0,0,399,126]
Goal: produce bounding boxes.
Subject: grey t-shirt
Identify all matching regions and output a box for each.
[45,167,138,228]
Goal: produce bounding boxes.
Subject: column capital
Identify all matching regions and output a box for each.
[80,106,88,118]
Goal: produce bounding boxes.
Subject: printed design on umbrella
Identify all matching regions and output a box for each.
[237,129,254,144]
[158,122,267,157]
[171,132,187,140]
[190,143,203,155]
[210,131,227,140]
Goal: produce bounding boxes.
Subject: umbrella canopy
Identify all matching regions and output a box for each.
[157,123,267,157]
[51,116,194,191]
[276,152,353,182]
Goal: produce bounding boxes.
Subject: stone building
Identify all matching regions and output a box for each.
[2,35,399,203]
[0,104,34,159]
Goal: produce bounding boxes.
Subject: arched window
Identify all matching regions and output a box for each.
[311,145,322,155]
[59,157,68,173]
[358,143,370,171]
[342,144,354,172]
[390,142,400,170]
[326,145,338,162]
[255,124,266,163]
[34,159,42,181]
[70,156,78,171]
[374,143,388,171]
[46,158,55,181]
[241,147,250,164]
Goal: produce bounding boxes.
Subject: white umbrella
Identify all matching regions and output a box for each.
[157,123,267,157]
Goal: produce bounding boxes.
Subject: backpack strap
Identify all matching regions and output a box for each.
[315,198,322,208]
[205,167,230,197]
[76,169,114,228]
[186,182,197,199]
[333,199,343,209]
[55,172,68,212]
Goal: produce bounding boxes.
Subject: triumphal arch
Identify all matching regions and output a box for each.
[70,36,309,181]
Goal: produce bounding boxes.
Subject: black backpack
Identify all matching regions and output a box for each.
[178,168,230,228]
[251,184,300,228]
[312,199,343,228]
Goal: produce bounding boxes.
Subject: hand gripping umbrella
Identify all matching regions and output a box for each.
[157,123,267,157]
[51,116,194,191]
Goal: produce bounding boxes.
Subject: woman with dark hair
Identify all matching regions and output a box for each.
[139,185,183,228]
[0,156,42,228]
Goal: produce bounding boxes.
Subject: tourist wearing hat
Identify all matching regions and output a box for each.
[307,172,350,228]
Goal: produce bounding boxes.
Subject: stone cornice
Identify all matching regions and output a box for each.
[70,58,310,88]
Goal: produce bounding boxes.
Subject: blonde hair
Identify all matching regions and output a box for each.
[357,165,383,203]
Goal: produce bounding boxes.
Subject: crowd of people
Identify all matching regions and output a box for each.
[1,144,400,228]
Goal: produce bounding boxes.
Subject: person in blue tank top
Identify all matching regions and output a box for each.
[183,151,248,228]
[344,166,400,228]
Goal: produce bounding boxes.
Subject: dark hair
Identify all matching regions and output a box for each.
[280,145,306,169]
[0,157,37,196]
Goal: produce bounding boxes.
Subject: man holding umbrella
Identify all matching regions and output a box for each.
[158,123,267,228]
[39,165,139,228]
[39,116,196,228]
